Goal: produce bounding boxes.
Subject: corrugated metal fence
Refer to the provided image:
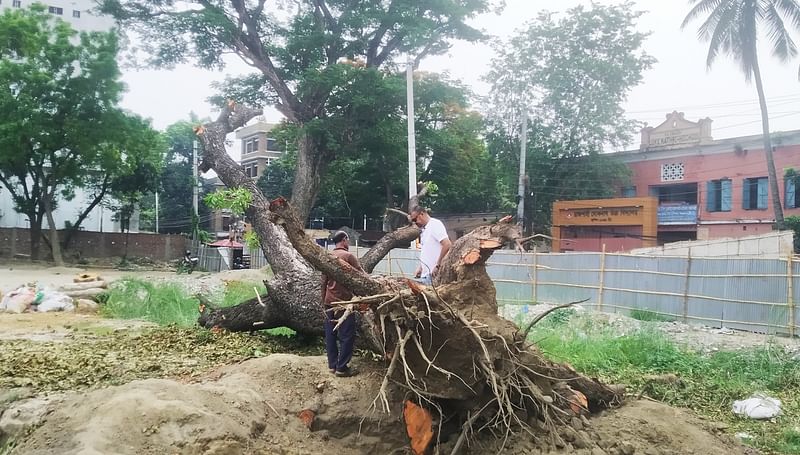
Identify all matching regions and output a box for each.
[371,248,799,336]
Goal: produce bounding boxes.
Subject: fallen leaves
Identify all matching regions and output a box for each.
[0,326,324,393]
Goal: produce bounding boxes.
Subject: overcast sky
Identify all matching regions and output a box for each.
[119,0,800,153]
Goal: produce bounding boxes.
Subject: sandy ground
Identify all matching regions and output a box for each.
[12,354,751,455]
[0,265,768,454]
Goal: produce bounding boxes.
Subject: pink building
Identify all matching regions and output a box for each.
[611,111,800,244]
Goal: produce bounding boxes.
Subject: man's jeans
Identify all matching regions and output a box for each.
[324,308,356,372]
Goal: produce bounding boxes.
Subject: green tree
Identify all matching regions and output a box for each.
[61,114,165,247]
[682,0,800,230]
[257,71,506,224]
[485,2,653,232]
[101,0,496,221]
[158,118,215,234]
[104,120,165,258]
[0,6,161,262]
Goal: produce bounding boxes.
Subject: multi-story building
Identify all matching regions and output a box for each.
[0,0,115,33]
[552,111,800,252]
[207,121,282,235]
[235,121,281,180]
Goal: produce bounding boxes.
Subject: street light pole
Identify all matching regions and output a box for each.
[406,59,417,207]
[517,112,528,230]
[192,140,199,240]
[155,191,159,233]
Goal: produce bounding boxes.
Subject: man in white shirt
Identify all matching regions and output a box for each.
[409,206,452,285]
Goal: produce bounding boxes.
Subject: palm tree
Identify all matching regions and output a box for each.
[682,0,800,229]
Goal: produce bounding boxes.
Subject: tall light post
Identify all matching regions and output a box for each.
[406,59,417,207]
[516,112,528,231]
[192,140,199,240]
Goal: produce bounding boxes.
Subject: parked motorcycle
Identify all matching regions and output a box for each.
[177,250,199,274]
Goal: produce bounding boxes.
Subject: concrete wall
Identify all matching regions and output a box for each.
[0,228,188,261]
[631,230,794,258]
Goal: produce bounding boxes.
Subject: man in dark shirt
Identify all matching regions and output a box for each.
[321,231,362,377]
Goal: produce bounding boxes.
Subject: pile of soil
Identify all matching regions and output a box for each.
[14,354,751,455]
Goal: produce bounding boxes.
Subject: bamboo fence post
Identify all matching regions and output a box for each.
[681,247,693,323]
[598,244,606,312]
[388,250,393,276]
[788,254,795,337]
[532,246,538,304]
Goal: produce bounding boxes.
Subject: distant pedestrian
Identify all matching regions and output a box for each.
[321,231,362,377]
[409,206,452,285]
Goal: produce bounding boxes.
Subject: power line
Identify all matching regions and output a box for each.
[625,93,800,115]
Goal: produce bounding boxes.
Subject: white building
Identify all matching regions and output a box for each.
[0,186,127,232]
[0,0,125,233]
[235,121,282,180]
[0,0,115,33]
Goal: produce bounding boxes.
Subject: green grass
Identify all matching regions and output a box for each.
[530,314,800,454]
[101,279,199,326]
[629,308,675,322]
[101,278,295,336]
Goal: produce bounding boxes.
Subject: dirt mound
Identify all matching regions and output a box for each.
[14,354,405,455]
[14,354,751,455]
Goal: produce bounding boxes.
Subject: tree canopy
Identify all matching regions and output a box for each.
[0,6,164,260]
[255,70,508,228]
[101,0,500,221]
[485,2,654,232]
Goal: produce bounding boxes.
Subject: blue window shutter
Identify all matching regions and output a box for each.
[786,178,796,209]
[706,181,716,212]
[757,178,768,209]
[743,179,751,209]
[721,180,732,211]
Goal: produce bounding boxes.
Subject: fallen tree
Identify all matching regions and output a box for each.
[192,103,621,452]
[266,196,622,451]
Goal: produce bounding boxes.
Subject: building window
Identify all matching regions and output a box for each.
[266,138,278,151]
[706,179,732,212]
[621,186,636,198]
[72,9,80,17]
[244,137,258,155]
[243,164,259,178]
[743,177,768,210]
[265,157,274,167]
[661,162,684,182]
[48,6,63,14]
[786,177,799,209]
[12,0,22,7]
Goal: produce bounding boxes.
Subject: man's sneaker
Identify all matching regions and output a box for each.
[335,367,358,377]
[329,368,336,374]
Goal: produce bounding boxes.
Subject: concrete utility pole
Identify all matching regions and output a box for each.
[192,140,199,239]
[155,191,159,233]
[406,59,418,207]
[517,112,528,228]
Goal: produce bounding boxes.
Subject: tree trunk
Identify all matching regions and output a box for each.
[42,194,65,266]
[29,214,43,261]
[62,177,110,250]
[290,130,330,223]
[752,55,785,229]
